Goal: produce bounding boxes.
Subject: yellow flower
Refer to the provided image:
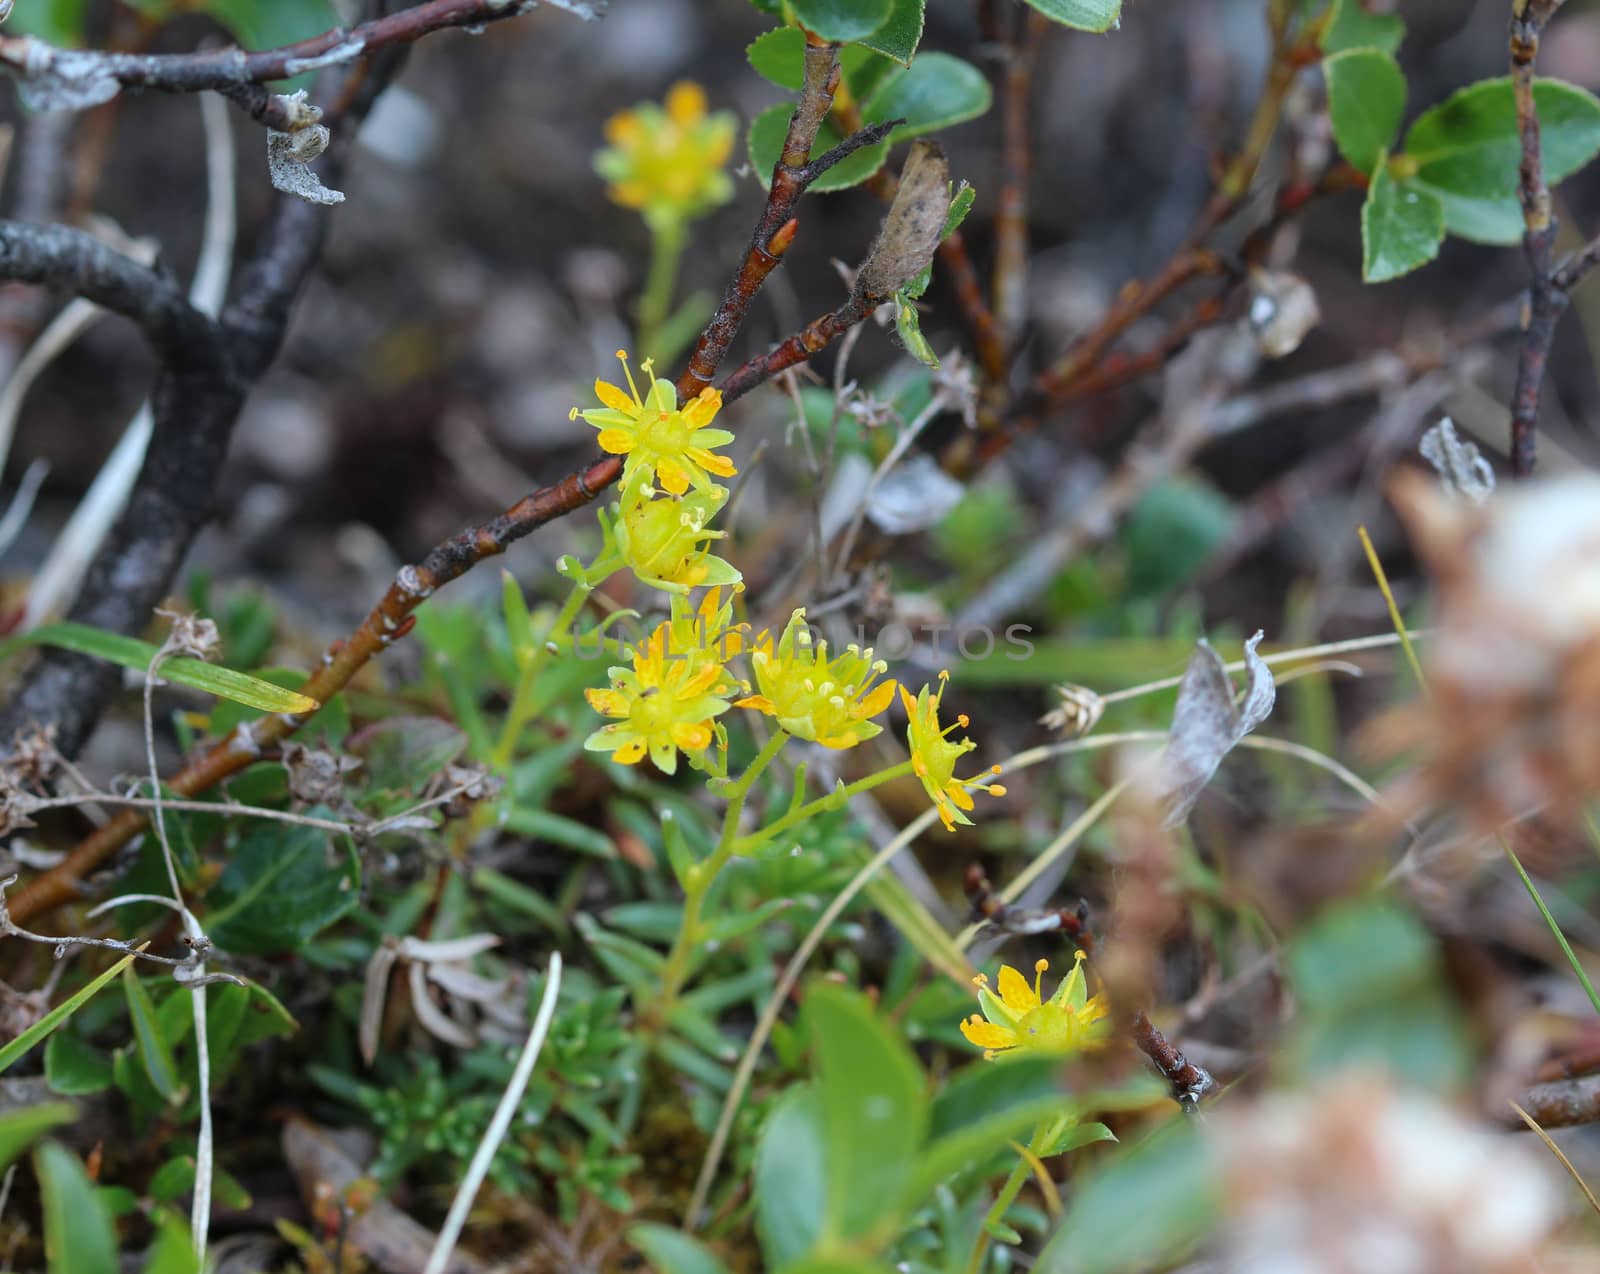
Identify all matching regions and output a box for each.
[901,673,1004,831]
[735,609,897,749]
[596,81,736,226]
[960,953,1110,1060]
[666,585,746,664]
[572,350,736,497]
[612,487,741,594]
[584,612,740,775]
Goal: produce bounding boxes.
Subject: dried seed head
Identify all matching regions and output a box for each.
[1040,684,1106,739]
[856,141,951,302]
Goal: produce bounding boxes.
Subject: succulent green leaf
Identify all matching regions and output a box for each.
[1324,47,1406,174]
[1361,161,1443,282]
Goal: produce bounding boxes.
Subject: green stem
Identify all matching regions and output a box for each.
[639,217,687,360]
[655,730,791,1016]
[490,578,593,771]
[731,759,916,856]
[964,1121,1050,1274]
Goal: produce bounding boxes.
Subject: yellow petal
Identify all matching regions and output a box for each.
[613,738,647,764]
[584,688,629,717]
[690,448,737,478]
[734,694,775,713]
[682,387,723,428]
[657,459,690,496]
[596,428,637,454]
[948,783,976,812]
[960,1017,1016,1051]
[997,965,1041,1014]
[594,378,637,413]
[857,679,897,719]
[672,721,712,751]
[604,112,643,146]
[666,81,708,126]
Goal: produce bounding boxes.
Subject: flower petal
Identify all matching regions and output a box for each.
[594,379,637,414]
[997,964,1041,1015]
[613,737,647,764]
[960,1016,1016,1051]
[657,459,691,496]
[596,428,638,455]
[666,81,708,126]
[682,387,723,429]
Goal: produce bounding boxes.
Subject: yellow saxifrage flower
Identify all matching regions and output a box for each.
[735,609,897,749]
[596,81,736,226]
[572,351,735,498]
[960,953,1110,1060]
[902,672,1004,831]
[612,486,740,594]
[584,610,741,775]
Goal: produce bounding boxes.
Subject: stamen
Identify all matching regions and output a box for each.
[617,349,644,404]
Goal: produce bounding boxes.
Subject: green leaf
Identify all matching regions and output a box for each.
[807,983,927,1244]
[1401,77,1600,244]
[864,52,993,142]
[1019,0,1122,33]
[747,104,891,193]
[202,0,339,52]
[856,0,925,64]
[140,1210,200,1274]
[4,0,93,46]
[123,967,183,1103]
[1319,0,1403,56]
[36,1142,118,1274]
[0,623,319,714]
[1324,47,1405,175]
[0,1104,78,1172]
[755,1085,828,1266]
[0,950,140,1075]
[1122,477,1237,598]
[45,1033,113,1096]
[1360,161,1443,282]
[748,27,806,91]
[895,297,940,368]
[628,1224,734,1274]
[208,667,347,746]
[349,716,467,792]
[789,0,892,42]
[1036,1122,1219,1274]
[205,816,359,954]
[776,1260,896,1274]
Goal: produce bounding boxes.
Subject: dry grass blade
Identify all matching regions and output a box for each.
[1508,1099,1600,1219]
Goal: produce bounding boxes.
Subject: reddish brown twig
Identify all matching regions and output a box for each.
[0,0,561,128]
[6,456,621,925]
[676,36,846,401]
[1508,0,1571,477]
[992,9,1047,348]
[1132,1011,1214,1110]
[1510,1072,1600,1129]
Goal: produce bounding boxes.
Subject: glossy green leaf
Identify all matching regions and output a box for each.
[140,1211,200,1274]
[1360,162,1443,282]
[0,1104,78,1172]
[856,0,926,64]
[747,103,891,193]
[1324,47,1405,175]
[808,983,927,1243]
[1020,0,1122,33]
[755,1085,828,1266]
[206,816,359,954]
[1319,0,1403,56]
[748,27,806,90]
[789,0,892,42]
[45,1033,113,1096]
[0,624,319,714]
[0,950,139,1075]
[1036,1122,1218,1274]
[208,667,346,746]
[895,297,940,368]
[1402,78,1600,244]
[123,967,183,1103]
[864,53,993,142]
[36,1142,118,1274]
[628,1224,734,1274]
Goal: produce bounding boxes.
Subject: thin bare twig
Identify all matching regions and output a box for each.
[1508,0,1571,476]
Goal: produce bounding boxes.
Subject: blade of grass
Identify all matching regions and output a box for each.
[0,622,319,714]
[0,947,144,1074]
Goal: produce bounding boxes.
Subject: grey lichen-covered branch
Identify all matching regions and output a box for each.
[0,0,597,124]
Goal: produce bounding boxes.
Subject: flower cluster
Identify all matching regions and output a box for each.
[904,672,1006,831]
[960,952,1109,1060]
[736,609,897,749]
[594,81,736,229]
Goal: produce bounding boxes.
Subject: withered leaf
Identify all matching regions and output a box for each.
[1158,631,1275,826]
